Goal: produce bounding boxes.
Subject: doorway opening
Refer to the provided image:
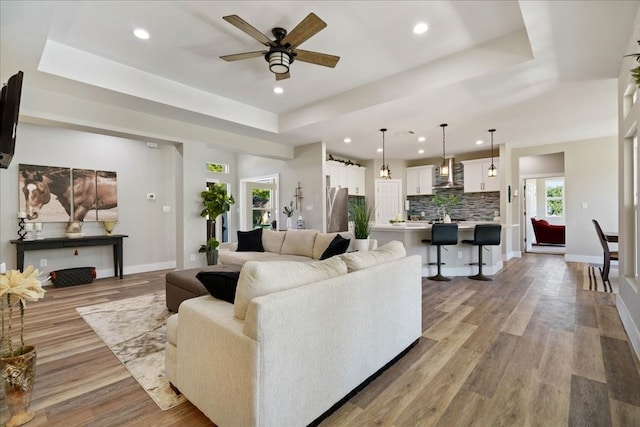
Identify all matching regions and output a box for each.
[240,174,279,231]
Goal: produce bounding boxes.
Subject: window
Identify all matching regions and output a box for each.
[207,162,228,173]
[545,178,564,217]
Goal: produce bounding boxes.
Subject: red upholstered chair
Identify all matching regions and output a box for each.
[531,217,565,245]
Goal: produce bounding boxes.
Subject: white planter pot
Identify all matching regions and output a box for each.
[353,238,370,252]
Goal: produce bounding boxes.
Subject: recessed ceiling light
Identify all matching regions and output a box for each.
[133,28,150,40]
[377,148,383,153]
[418,149,425,154]
[273,86,284,94]
[344,137,351,143]
[413,22,428,35]
[418,136,426,142]
[476,140,484,145]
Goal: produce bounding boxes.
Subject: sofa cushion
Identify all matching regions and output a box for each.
[320,234,351,260]
[196,264,243,304]
[280,229,319,258]
[237,229,264,252]
[234,257,347,320]
[262,229,286,253]
[340,240,406,272]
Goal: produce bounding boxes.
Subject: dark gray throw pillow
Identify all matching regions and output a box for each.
[320,234,351,260]
[237,228,264,252]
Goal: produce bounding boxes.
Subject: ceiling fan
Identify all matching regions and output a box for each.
[220,13,340,80]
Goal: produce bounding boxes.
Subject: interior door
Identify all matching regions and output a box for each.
[525,178,537,250]
[375,179,403,224]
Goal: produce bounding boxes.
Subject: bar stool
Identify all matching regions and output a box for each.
[422,223,458,281]
[462,224,502,281]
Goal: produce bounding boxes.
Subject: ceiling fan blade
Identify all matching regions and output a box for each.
[223,15,273,46]
[281,13,327,49]
[220,51,267,62]
[275,72,290,81]
[294,49,340,68]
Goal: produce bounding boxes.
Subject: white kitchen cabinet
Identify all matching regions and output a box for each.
[406,165,434,195]
[347,166,366,195]
[461,158,500,193]
[326,160,366,196]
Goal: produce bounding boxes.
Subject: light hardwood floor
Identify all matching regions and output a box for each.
[1,254,639,426]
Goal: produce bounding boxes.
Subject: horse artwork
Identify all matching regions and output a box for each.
[19,164,118,223]
[19,164,72,222]
[72,169,118,221]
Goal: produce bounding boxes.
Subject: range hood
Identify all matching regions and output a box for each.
[432,158,463,190]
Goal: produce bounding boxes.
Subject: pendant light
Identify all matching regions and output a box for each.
[488,129,497,177]
[379,128,391,179]
[439,124,449,177]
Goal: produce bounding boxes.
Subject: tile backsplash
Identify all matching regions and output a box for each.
[407,190,500,221]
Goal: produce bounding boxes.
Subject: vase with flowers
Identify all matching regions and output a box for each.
[283,201,295,229]
[1,266,47,427]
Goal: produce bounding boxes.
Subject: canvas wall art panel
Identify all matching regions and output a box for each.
[19,164,72,223]
[96,170,118,221]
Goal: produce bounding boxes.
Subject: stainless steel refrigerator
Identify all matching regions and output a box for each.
[326,187,349,232]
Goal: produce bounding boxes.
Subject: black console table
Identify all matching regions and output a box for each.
[10,234,128,279]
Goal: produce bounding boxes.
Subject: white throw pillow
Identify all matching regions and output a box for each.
[262,229,286,254]
[234,257,347,320]
[280,229,319,258]
[340,240,406,272]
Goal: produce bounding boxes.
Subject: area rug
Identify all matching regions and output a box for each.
[76,292,186,410]
[582,264,617,293]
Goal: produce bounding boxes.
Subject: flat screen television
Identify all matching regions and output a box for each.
[0,71,24,169]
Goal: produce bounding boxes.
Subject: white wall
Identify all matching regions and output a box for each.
[511,136,618,263]
[237,142,326,232]
[0,123,177,277]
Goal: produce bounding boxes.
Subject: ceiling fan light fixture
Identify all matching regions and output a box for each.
[268,49,292,74]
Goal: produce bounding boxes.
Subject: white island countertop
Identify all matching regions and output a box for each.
[370,221,503,277]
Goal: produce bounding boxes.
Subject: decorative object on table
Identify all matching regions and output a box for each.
[624,40,640,85]
[199,183,235,265]
[283,201,294,229]
[296,215,305,229]
[23,222,34,241]
[379,128,391,179]
[0,266,47,427]
[34,223,43,240]
[389,213,405,225]
[101,220,118,235]
[433,193,460,223]
[65,221,84,238]
[352,198,374,251]
[17,212,27,240]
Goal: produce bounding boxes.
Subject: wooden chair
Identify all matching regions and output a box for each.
[592,219,619,283]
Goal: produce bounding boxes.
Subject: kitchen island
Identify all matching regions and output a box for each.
[371,221,503,277]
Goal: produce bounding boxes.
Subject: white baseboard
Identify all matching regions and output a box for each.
[564,254,602,264]
[617,294,640,361]
[506,251,521,260]
[95,260,177,279]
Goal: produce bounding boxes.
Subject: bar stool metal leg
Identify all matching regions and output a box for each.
[428,245,451,282]
[469,245,491,281]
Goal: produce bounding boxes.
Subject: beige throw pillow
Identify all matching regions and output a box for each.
[262,229,286,254]
[340,240,406,272]
[280,229,319,258]
[234,257,348,320]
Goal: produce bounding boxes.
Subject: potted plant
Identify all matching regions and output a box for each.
[283,201,294,229]
[433,193,460,223]
[352,198,374,251]
[1,266,47,427]
[199,183,235,265]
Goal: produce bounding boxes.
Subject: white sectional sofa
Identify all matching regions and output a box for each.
[165,241,422,427]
